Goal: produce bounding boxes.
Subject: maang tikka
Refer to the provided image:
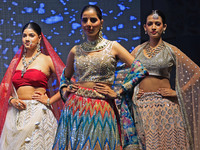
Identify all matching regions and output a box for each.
[152,10,159,19]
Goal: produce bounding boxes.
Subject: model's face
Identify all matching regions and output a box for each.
[81,8,103,40]
[22,28,41,50]
[144,14,166,39]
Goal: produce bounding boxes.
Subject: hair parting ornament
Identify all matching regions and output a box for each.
[152,10,159,19]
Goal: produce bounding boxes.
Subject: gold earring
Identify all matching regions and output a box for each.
[99,26,103,38]
[163,30,165,34]
[37,42,41,52]
[24,47,27,53]
[81,29,85,40]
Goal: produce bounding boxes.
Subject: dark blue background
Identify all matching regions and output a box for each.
[0,0,141,82]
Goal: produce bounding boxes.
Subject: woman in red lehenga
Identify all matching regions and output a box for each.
[0,22,65,150]
[131,10,200,150]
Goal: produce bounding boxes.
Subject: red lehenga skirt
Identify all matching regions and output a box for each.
[53,87,121,150]
[134,92,190,150]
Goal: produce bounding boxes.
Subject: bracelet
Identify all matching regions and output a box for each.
[47,98,50,107]
[8,97,15,106]
[116,91,122,99]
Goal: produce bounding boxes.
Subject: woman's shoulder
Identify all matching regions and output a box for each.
[136,41,148,49]
[131,42,148,56]
[163,41,180,51]
[70,45,78,54]
[111,40,120,48]
[39,54,53,65]
[40,53,50,59]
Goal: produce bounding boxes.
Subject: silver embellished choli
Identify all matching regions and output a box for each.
[132,41,200,150]
[74,39,117,84]
[135,42,175,79]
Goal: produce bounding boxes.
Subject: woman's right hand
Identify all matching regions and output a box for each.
[66,83,79,93]
[61,84,79,99]
[10,98,26,110]
[157,88,177,97]
[137,89,144,99]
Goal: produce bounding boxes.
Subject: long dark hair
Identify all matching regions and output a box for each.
[80,5,102,20]
[22,22,41,36]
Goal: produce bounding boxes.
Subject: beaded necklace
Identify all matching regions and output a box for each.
[144,41,165,58]
[21,50,41,77]
[80,37,109,52]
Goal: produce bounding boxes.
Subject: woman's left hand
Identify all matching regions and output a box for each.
[157,88,177,97]
[94,83,117,99]
[32,91,49,105]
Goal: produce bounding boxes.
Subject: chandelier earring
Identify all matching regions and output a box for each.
[81,29,85,40]
[37,42,41,52]
[23,47,27,53]
[99,26,103,38]
[163,30,165,34]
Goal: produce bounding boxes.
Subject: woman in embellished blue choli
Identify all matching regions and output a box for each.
[131,10,200,150]
[53,5,148,150]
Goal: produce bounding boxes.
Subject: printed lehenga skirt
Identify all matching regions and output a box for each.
[134,92,190,150]
[0,100,57,150]
[53,87,121,150]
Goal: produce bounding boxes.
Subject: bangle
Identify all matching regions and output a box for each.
[116,91,122,99]
[47,98,50,107]
[8,97,15,106]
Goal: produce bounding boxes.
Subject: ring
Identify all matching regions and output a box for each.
[18,103,21,107]
[69,85,72,90]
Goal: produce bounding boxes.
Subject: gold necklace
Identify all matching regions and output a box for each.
[80,37,109,52]
[145,42,165,58]
[21,50,41,77]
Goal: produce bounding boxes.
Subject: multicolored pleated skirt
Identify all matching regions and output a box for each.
[135,92,190,150]
[53,87,121,150]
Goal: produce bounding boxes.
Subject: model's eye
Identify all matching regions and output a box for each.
[29,33,35,37]
[155,22,161,26]
[22,33,27,38]
[81,18,88,23]
[90,18,97,23]
[147,22,153,26]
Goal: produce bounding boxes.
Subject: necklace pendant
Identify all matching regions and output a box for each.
[21,68,26,77]
[21,71,24,77]
[22,67,25,72]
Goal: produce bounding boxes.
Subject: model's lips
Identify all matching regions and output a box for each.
[25,42,31,46]
[151,31,157,34]
[86,29,93,33]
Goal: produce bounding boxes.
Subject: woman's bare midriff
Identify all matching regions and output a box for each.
[17,86,46,100]
[77,81,112,89]
[139,76,171,92]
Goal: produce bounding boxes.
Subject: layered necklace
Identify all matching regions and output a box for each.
[80,37,109,52]
[144,41,165,58]
[21,50,41,77]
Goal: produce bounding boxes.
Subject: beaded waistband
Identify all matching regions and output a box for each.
[75,87,105,99]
